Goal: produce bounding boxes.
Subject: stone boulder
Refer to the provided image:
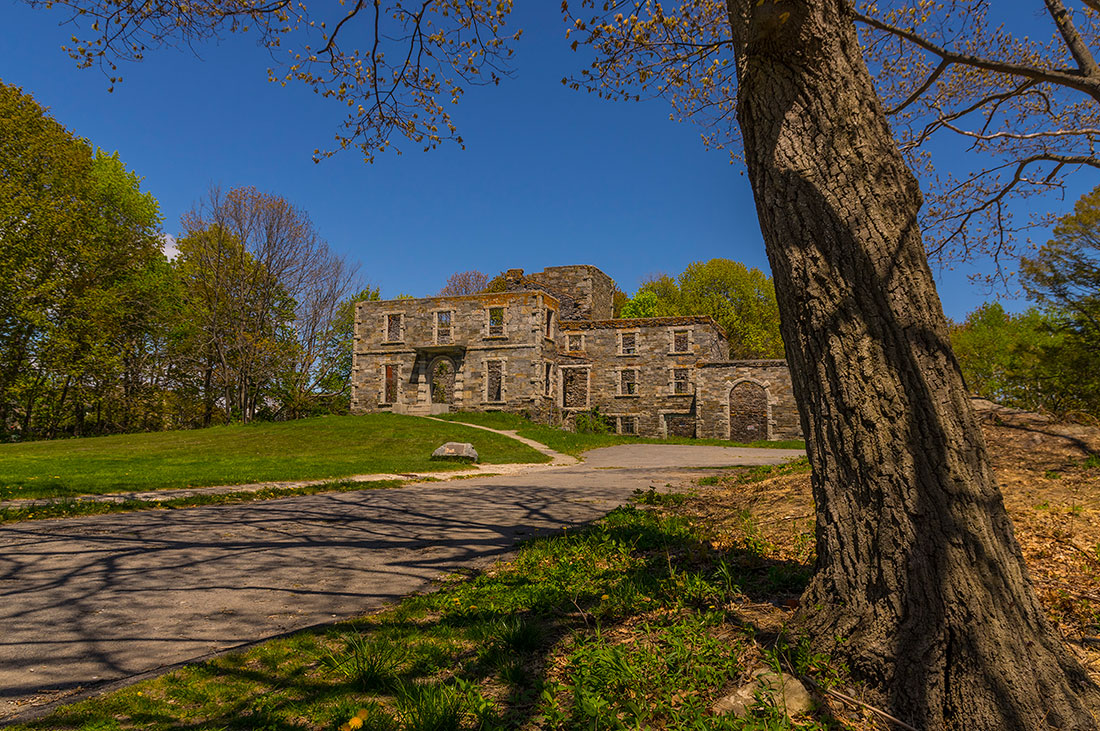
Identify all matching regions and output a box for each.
[431,442,479,463]
[712,670,813,718]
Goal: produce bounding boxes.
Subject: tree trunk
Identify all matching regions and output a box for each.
[726,1,1099,727]
[202,363,214,428]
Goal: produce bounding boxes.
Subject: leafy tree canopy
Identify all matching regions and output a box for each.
[1021,183,1100,352]
[621,259,783,359]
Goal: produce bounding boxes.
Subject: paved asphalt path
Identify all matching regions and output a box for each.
[0,444,803,720]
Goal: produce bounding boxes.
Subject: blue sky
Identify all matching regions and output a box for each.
[1,2,1094,319]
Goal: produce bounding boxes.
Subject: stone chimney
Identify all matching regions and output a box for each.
[504,268,525,289]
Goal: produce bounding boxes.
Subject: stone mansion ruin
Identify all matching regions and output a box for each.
[351,265,802,441]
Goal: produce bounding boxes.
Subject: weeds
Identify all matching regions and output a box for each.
[632,486,688,507]
[323,632,407,692]
[397,683,464,731]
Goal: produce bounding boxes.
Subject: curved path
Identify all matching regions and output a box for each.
[0,436,802,722]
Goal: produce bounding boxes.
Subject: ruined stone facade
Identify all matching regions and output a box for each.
[352,265,802,441]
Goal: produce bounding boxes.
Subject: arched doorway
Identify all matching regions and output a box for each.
[729,382,768,442]
[430,357,456,404]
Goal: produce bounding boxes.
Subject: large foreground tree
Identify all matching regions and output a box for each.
[725,4,1097,725]
[27,0,1100,725]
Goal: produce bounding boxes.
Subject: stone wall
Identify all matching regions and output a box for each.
[524,265,615,321]
[557,318,727,438]
[352,291,559,417]
[694,361,803,441]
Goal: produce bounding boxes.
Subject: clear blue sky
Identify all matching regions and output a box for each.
[1,2,1094,319]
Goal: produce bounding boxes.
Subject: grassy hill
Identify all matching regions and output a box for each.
[0,413,548,501]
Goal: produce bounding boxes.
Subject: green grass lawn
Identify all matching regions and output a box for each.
[8,469,844,731]
[0,413,547,501]
[435,411,806,457]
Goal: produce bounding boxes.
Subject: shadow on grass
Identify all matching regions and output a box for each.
[10,501,831,730]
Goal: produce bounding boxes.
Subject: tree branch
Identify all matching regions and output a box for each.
[850,6,1100,102]
[887,59,948,115]
[1043,0,1100,78]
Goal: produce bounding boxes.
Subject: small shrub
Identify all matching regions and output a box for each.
[574,407,612,435]
[632,487,687,507]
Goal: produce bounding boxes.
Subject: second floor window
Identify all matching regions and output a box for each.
[488,307,505,337]
[672,330,690,353]
[385,313,403,342]
[620,331,636,355]
[672,368,691,395]
[436,311,452,343]
[620,369,638,396]
[545,309,555,338]
[567,334,583,352]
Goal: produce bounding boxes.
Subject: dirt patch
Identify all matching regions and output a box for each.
[681,401,1100,687]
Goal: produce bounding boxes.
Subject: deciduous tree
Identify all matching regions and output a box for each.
[0,83,165,438]
[950,302,1100,417]
[1022,183,1100,354]
[177,187,360,423]
[622,259,783,358]
[438,270,490,296]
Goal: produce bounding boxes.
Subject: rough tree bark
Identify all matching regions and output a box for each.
[726,1,1099,727]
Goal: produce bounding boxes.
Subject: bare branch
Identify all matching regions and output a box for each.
[850,7,1100,102]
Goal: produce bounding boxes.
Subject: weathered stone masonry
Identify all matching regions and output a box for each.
[351,265,802,441]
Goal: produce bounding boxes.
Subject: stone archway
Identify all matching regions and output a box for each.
[429,357,456,404]
[729,381,768,442]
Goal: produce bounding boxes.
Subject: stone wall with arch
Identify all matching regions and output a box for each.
[695,361,803,441]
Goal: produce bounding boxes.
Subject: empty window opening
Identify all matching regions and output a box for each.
[436,311,452,344]
[672,330,690,353]
[620,332,636,355]
[385,313,403,342]
[665,413,696,438]
[488,307,505,337]
[567,334,583,352]
[620,369,638,396]
[545,309,555,338]
[384,365,398,403]
[672,368,691,395]
[544,362,553,396]
[486,360,504,402]
[430,359,455,404]
[562,369,588,408]
[619,416,637,435]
